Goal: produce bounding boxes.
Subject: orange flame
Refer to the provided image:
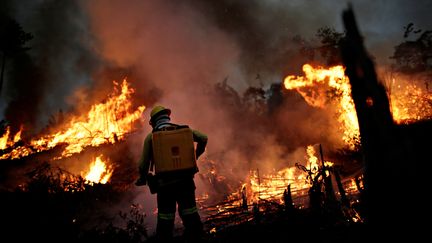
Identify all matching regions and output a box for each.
[0,79,145,160]
[0,126,23,150]
[284,64,360,149]
[84,155,113,184]
[284,64,432,149]
[230,145,333,206]
[389,78,432,124]
[13,127,22,143]
[0,127,10,150]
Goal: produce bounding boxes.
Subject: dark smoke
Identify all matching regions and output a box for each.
[1,0,101,134]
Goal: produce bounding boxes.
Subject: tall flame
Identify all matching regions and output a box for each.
[284,64,360,149]
[0,79,145,160]
[283,64,432,147]
[0,127,10,150]
[84,155,113,184]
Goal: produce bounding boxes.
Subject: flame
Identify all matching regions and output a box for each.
[84,155,113,184]
[345,178,359,194]
[284,64,360,149]
[0,127,10,150]
[0,79,145,160]
[284,64,432,148]
[389,78,432,124]
[0,126,23,150]
[13,127,22,143]
[230,145,333,206]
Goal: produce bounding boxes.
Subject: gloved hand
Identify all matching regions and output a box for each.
[135,177,147,186]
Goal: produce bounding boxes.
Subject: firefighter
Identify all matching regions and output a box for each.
[135,105,208,242]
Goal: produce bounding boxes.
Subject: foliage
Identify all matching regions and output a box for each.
[316,27,345,66]
[118,204,148,242]
[1,162,148,243]
[391,23,432,73]
[0,16,33,56]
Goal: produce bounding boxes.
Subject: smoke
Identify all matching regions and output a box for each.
[2,0,431,233]
[80,1,351,232]
[1,0,101,134]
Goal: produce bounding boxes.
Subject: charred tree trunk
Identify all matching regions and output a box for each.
[241,185,248,211]
[283,184,294,214]
[340,6,426,240]
[0,53,6,95]
[334,168,349,208]
[308,180,322,215]
[319,145,336,203]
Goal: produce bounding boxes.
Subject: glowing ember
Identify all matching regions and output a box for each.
[84,155,113,184]
[0,79,145,160]
[344,178,359,194]
[284,64,360,149]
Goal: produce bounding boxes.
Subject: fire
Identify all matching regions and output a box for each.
[0,126,23,150]
[0,127,10,150]
[84,155,113,184]
[284,64,432,148]
[13,127,22,143]
[234,145,333,205]
[0,79,145,160]
[389,78,432,124]
[345,178,359,194]
[284,64,360,149]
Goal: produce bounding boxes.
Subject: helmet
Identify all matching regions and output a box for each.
[150,105,171,120]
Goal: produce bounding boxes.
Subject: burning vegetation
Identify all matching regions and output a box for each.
[0,2,431,243]
[1,79,145,161]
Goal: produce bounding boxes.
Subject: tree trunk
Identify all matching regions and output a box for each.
[0,52,6,96]
[334,169,349,207]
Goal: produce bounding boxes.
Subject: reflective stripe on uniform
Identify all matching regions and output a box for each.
[180,206,198,216]
[158,212,175,220]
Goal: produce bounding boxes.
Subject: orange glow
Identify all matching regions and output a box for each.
[389,78,432,124]
[345,178,359,194]
[0,79,145,160]
[284,64,360,149]
[0,126,10,150]
[13,127,22,143]
[227,145,333,206]
[84,155,113,184]
[0,126,23,150]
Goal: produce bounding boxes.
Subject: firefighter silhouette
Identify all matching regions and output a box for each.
[136,105,208,242]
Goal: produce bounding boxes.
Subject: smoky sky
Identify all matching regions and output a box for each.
[0,0,430,181]
[1,0,101,133]
[1,0,431,126]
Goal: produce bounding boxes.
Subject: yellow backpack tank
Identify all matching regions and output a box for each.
[152,127,197,174]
